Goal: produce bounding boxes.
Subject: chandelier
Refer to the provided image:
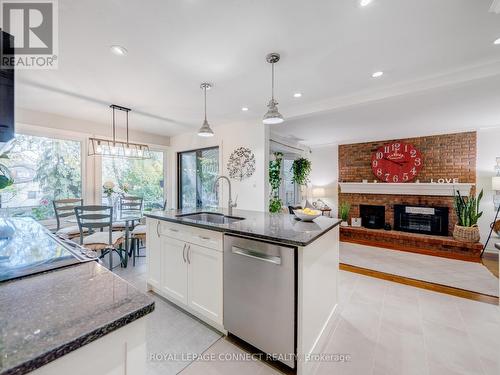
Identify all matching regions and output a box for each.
[88,104,151,159]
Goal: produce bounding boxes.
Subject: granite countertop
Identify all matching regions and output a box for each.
[145,208,341,247]
[0,261,154,375]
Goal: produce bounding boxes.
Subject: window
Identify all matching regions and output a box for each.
[282,158,299,206]
[178,147,219,209]
[101,150,165,211]
[0,134,82,220]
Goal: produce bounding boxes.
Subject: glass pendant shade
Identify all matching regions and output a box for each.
[88,138,151,159]
[263,99,284,125]
[198,119,214,137]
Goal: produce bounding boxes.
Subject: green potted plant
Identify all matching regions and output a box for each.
[291,157,311,203]
[453,189,483,243]
[269,152,283,213]
[339,202,351,227]
[291,157,312,186]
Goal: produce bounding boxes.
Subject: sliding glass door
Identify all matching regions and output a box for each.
[178,147,219,209]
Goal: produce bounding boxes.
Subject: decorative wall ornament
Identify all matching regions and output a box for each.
[227,147,256,181]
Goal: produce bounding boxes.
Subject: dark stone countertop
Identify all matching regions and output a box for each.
[0,261,154,375]
[145,208,341,247]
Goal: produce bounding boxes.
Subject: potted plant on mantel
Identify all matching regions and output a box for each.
[452,189,483,243]
[339,202,351,227]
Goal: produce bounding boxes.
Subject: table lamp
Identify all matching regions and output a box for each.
[493,176,500,210]
[312,187,327,209]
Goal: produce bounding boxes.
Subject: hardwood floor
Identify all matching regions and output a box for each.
[481,251,499,278]
[340,263,499,305]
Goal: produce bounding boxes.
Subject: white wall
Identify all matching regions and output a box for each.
[309,144,339,218]
[168,121,269,212]
[477,127,500,252]
[16,108,170,146]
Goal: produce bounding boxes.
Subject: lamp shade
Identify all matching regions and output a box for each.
[492,176,500,191]
[312,187,326,198]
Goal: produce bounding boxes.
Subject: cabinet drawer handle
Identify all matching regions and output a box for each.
[169,228,179,232]
[156,221,160,237]
[182,244,187,263]
[198,235,211,240]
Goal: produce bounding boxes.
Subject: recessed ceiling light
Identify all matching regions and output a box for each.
[110,45,128,56]
[241,107,249,111]
[494,37,500,45]
[293,92,302,98]
[371,71,384,78]
[360,0,373,7]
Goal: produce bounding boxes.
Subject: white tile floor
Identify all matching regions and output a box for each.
[112,255,222,375]
[340,242,499,297]
[114,250,500,375]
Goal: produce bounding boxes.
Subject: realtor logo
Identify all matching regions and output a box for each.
[0,0,58,69]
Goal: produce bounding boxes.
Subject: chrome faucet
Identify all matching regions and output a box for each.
[213,175,237,216]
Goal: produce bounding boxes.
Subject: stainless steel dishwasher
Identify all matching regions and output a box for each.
[223,234,296,368]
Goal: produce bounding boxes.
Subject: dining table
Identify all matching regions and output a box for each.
[68,208,143,269]
[116,209,144,267]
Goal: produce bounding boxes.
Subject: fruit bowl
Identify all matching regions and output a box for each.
[293,209,321,222]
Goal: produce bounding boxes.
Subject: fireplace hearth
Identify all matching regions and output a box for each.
[394,204,448,236]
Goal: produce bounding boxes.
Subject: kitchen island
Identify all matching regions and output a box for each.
[145,208,341,375]
[0,218,154,375]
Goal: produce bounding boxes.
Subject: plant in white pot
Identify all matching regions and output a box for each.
[452,189,483,243]
[340,202,351,227]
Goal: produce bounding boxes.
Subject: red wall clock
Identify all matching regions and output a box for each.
[371,142,423,182]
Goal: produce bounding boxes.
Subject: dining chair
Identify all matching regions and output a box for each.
[74,205,126,269]
[112,196,143,231]
[130,224,146,266]
[53,198,88,240]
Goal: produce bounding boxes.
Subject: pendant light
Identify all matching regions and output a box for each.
[198,82,215,137]
[263,52,284,125]
[88,105,151,159]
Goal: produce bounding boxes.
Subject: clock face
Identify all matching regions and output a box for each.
[371,142,423,183]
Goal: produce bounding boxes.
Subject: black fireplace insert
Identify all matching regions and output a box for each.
[360,205,385,229]
[394,204,448,236]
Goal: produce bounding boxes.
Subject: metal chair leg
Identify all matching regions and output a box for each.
[133,238,136,267]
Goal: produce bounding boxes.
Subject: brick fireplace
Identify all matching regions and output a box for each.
[338,131,483,261]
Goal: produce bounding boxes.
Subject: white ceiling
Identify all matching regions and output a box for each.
[278,74,500,146]
[16,0,500,141]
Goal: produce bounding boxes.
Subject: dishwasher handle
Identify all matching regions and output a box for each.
[231,246,282,265]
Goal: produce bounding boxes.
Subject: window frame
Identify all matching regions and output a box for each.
[280,153,301,206]
[99,147,168,210]
[10,124,87,213]
[177,146,219,209]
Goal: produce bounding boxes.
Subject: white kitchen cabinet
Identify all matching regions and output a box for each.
[160,236,188,305]
[187,243,223,325]
[146,220,161,289]
[146,218,223,330]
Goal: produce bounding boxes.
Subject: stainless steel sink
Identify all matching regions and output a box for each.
[176,212,245,224]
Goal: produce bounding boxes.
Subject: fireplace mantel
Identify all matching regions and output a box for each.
[339,182,474,196]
